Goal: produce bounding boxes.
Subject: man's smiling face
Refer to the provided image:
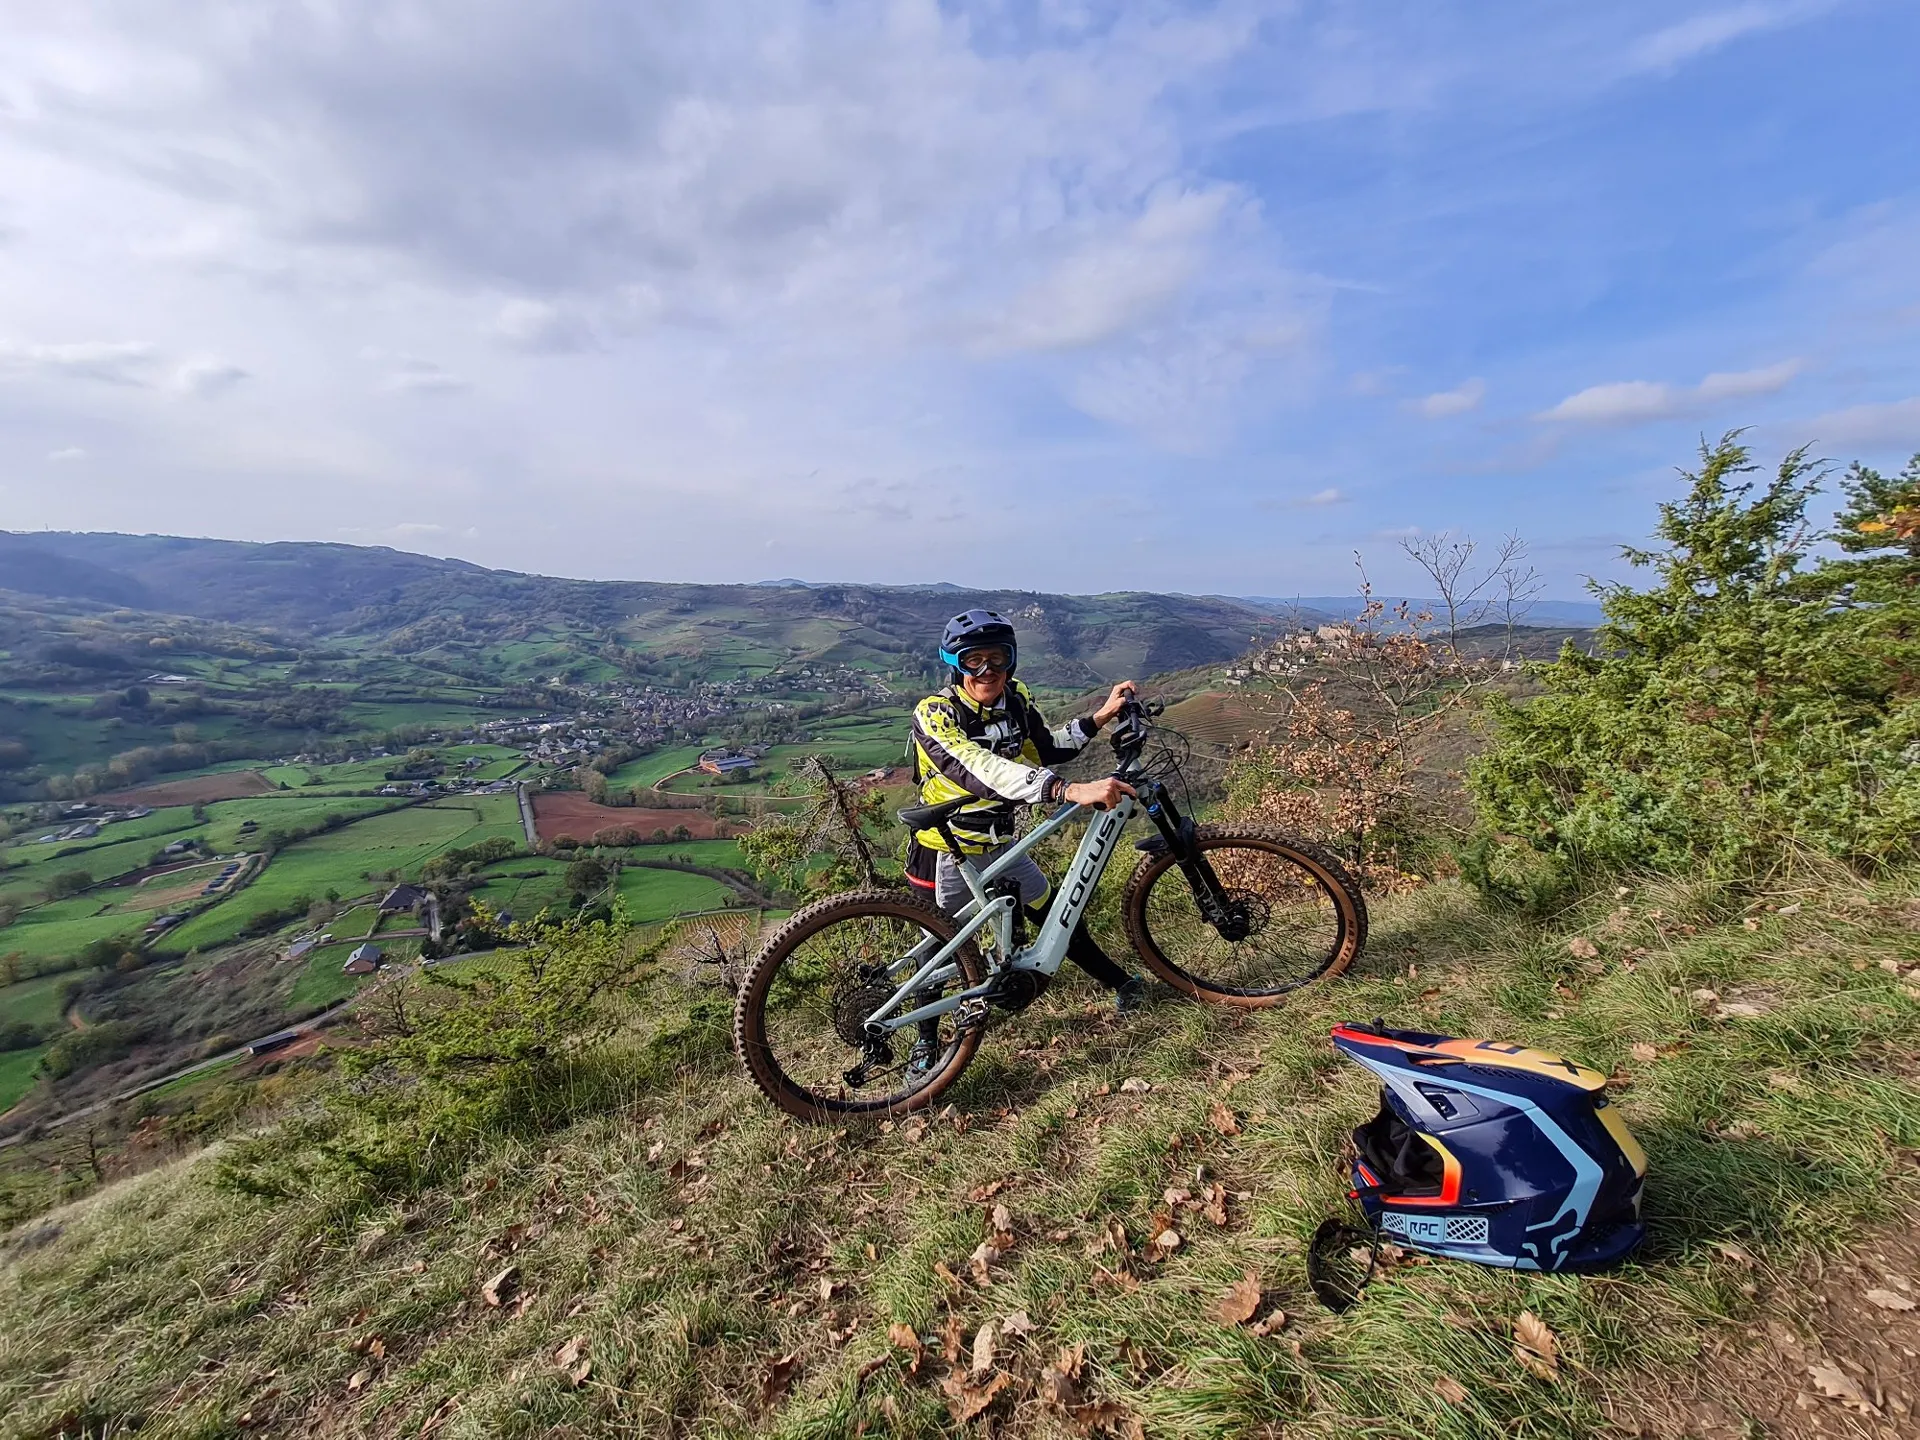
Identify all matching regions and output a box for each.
[957,645,1011,705]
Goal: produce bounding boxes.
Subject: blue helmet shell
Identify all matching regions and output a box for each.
[939,608,1018,682]
[1331,1022,1647,1272]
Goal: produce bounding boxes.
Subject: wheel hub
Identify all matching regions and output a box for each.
[1212,888,1271,943]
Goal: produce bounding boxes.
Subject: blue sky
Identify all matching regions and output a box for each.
[2,1,1917,598]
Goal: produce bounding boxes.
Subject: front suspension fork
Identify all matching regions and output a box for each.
[1136,777,1239,928]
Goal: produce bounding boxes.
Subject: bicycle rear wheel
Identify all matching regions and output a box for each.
[733,890,986,1123]
[1122,826,1365,1006]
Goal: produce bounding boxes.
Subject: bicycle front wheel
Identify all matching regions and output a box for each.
[1122,826,1366,1006]
[733,890,986,1123]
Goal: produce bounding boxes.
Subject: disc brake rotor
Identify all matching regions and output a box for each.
[1212,887,1272,943]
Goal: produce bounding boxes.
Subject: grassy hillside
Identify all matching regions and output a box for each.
[3,874,1916,1436]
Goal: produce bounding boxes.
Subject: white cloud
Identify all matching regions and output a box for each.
[0,339,156,385]
[378,356,469,394]
[47,446,87,462]
[1628,4,1821,73]
[1538,360,1802,424]
[172,358,250,395]
[1805,395,1920,450]
[487,299,599,354]
[1300,487,1345,506]
[1407,377,1485,419]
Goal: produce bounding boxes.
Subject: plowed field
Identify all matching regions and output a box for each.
[530,792,725,844]
[99,771,275,806]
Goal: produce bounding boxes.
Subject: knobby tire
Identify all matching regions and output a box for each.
[1122,825,1366,1006]
[734,889,986,1124]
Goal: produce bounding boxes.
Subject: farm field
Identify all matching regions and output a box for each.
[604,744,708,791]
[105,859,237,915]
[289,936,419,1012]
[0,1045,48,1113]
[0,894,153,964]
[1,835,177,911]
[468,859,570,919]
[0,970,73,1029]
[196,794,399,850]
[96,771,276,807]
[3,806,197,863]
[530,792,725,844]
[612,865,736,923]
[160,796,520,953]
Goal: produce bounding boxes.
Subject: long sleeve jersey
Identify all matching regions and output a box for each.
[908,680,1097,852]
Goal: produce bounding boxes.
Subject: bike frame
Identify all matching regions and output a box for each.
[862,704,1240,1037]
[863,791,1139,1033]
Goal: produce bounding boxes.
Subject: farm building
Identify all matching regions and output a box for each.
[285,936,319,962]
[698,750,757,776]
[379,883,426,914]
[343,943,383,975]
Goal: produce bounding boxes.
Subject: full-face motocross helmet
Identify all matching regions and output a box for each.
[939,609,1018,683]
[1331,1021,1647,1272]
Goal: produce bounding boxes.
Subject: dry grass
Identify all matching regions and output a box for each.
[2,875,1919,1438]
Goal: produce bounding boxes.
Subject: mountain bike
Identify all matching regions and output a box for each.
[732,698,1366,1122]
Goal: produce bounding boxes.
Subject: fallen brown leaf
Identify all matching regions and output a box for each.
[553,1335,586,1370]
[1807,1362,1879,1415]
[941,1369,1012,1423]
[1066,1399,1146,1438]
[480,1264,518,1308]
[567,1360,592,1388]
[968,1240,1002,1286]
[1119,1077,1151,1094]
[971,1321,997,1377]
[1249,1308,1288,1337]
[1864,1288,1917,1311]
[1513,1311,1559,1379]
[941,1312,964,1364]
[1201,1182,1229,1227]
[1000,1309,1035,1338]
[1566,936,1599,960]
[1208,1100,1242,1136]
[1434,1375,1470,1406]
[1212,1271,1263,1326]
[1629,1043,1658,1064]
[346,1368,370,1394]
[887,1321,925,1377]
[760,1352,800,1410]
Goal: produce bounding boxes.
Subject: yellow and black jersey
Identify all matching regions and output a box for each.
[908,680,1096,853]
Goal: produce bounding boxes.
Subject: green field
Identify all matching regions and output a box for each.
[0,1045,47,1113]
[161,796,521,953]
[468,859,570,920]
[612,866,736,923]
[0,970,74,1029]
[630,839,748,870]
[197,794,399,851]
[604,744,708,791]
[0,895,150,965]
[289,936,420,1011]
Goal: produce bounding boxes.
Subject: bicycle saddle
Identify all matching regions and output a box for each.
[897,796,972,831]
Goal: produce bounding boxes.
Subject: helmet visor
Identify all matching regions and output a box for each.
[956,645,1013,674]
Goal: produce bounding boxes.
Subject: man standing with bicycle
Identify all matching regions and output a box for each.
[905,608,1148,1020]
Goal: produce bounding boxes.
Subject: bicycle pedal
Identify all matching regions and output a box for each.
[955,997,991,1030]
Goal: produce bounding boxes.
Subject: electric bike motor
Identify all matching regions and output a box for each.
[1331,1021,1648,1272]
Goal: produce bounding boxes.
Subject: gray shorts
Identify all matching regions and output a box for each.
[933,844,1050,917]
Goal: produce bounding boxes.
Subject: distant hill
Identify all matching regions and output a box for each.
[0,532,1300,686]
